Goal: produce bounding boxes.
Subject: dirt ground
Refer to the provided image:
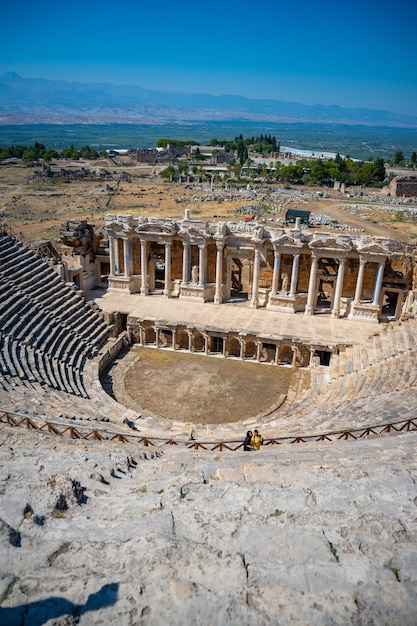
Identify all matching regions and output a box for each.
[1,157,417,242]
[105,346,295,424]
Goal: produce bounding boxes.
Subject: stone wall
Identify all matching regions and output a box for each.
[389,175,417,197]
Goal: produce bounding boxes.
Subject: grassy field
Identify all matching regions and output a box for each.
[0,122,416,160]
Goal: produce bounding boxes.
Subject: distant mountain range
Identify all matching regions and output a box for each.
[1,71,416,128]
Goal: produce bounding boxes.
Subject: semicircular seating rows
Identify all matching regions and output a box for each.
[1,228,417,443]
[254,320,417,438]
[0,231,110,403]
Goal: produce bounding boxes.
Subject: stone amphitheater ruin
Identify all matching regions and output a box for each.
[1,211,417,625]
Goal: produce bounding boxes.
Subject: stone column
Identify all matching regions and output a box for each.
[198,243,206,286]
[292,347,297,366]
[204,334,209,355]
[114,237,120,274]
[182,241,190,285]
[372,261,385,306]
[256,341,261,362]
[331,258,346,318]
[155,327,159,348]
[305,255,318,315]
[251,248,260,308]
[140,240,148,295]
[271,250,281,295]
[123,238,133,277]
[108,236,116,275]
[354,258,366,303]
[172,329,176,350]
[214,241,224,304]
[274,345,279,365]
[164,241,172,298]
[289,253,300,297]
[239,338,245,360]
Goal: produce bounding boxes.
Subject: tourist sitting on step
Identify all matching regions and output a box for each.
[243,431,253,451]
[251,429,263,450]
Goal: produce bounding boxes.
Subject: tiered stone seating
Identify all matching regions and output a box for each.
[0,233,111,400]
[2,228,417,445]
[255,318,417,437]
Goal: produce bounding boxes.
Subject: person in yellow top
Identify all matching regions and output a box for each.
[251,429,263,451]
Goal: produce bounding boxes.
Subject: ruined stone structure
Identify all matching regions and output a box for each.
[106,210,414,324]
[389,174,417,197]
[59,220,109,291]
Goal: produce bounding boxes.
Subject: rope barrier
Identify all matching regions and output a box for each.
[1,409,416,451]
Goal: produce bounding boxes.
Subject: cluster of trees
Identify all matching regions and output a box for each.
[156,139,199,148]
[249,134,279,155]
[390,150,417,167]
[264,155,386,187]
[159,154,387,188]
[276,154,386,186]
[0,141,58,163]
[208,134,279,158]
[159,161,202,180]
[0,142,102,162]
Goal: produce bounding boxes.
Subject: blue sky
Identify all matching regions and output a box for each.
[2,0,417,116]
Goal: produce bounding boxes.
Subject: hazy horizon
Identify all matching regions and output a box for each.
[2,0,417,117]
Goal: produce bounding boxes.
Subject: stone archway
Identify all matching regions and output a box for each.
[159,329,172,348]
[244,340,257,359]
[279,344,293,365]
[193,331,205,352]
[227,336,241,358]
[260,343,276,363]
[176,329,189,350]
[144,326,156,344]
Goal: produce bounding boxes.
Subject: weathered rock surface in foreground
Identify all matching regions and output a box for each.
[1,427,416,625]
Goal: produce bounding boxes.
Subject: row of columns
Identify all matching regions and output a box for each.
[109,235,387,314]
[270,251,301,298]
[141,326,301,365]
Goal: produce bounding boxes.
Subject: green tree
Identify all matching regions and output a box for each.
[177,160,188,174]
[280,164,303,183]
[21,149,37,163]
[393,150,405,165]
[159,165,176,180]
[61,145,80,160]
[310,159,330,184]
[233,162,242,178]
[42,149,59,162]
[80,145,99,159]
[410,151,417,166]
[236,138,248,165]
[372,158,386,182]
